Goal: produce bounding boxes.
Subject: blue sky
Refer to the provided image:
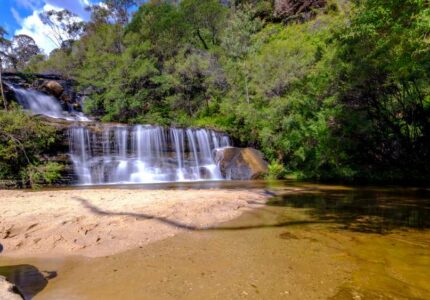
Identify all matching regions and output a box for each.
[0,0,99,54]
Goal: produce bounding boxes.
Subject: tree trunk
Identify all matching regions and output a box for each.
[0,59,7,110]
[196,29,209,50]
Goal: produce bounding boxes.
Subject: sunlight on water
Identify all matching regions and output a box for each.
[68,125,231,185]
[9,85,89,121]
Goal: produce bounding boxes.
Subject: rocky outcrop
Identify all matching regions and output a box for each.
[1,72,82,111]
[0,276,22,300]
[42,80,64,97]
[215,147,268,180]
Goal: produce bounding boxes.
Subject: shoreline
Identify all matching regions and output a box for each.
[1,185,429,299]
[0,188,271,258]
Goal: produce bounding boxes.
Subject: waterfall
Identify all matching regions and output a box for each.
[9,85,89,121]
[68,125,231,185]
[8,83,232,184]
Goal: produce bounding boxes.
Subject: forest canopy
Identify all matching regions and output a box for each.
[2,0,430,183]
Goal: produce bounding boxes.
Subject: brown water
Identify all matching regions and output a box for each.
[1,182,430,299]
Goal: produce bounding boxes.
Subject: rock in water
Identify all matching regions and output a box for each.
[0,276,22,300]
[215,147,268,180]
[43,80,64,97]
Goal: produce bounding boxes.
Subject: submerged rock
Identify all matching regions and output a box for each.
[215,147,268,180]
[0,276,22,300]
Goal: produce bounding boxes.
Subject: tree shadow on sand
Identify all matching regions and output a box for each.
[73,186,430,235]
[72,196,322,231]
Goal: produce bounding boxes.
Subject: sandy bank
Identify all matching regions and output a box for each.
[0,188,268,258]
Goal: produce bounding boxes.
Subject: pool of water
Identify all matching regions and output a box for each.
[37,180,289,191]
[1,182,430,299]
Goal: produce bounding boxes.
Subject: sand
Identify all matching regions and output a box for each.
[0,188,268,258]
[1,185,430,299]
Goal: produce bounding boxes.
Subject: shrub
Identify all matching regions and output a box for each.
[0,107,63,188]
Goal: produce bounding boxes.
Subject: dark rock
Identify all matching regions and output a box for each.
[0,276,22,300]
[215,147,269,180]
[1,72,85,112]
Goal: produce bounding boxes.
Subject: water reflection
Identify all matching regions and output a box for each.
[0,265,56,300]
[268,188,430,233]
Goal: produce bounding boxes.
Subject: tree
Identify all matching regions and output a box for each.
[105,0,138,25]
[86,4,112,26]
[127,2,189,58]
[336,0,430,179]
[180,0,227,49]
[86,0,139,26]
[0,26,10,110]
[39,9,85,49]
[164,48,227,117]
[10,34,40,70]
[0,30,14,72]
[0,26,9,110]
[0,108,63,187]
[221,4,263,59]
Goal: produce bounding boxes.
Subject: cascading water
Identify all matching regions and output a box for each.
[68,125,231,185]
[9,85,88,121]
[8,82,232,185]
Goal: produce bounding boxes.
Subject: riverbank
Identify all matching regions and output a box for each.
[0,188,273,258]
[1,184,430,299]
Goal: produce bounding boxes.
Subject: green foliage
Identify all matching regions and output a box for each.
[127,2,189,58]
[334,0,430,180]
[163,47,227,118]
[0,107,63,187]
[266,160,286,180]
[221,4,263,59]
[23,0,430,183]
[24,162,64,189]
[180,0,227,49]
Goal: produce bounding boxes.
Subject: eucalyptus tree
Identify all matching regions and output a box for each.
[105,0,138,25]
[180,0,227,49]
[10,34,41,70]
[0,26,9,110]
[39,9,85,49]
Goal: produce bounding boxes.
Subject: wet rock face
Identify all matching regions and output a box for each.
[1,72,82,110]
[0,276,22,300]
[215,147,269,180]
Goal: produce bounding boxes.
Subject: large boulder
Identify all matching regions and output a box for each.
[0,276,22,300]
[215,147,268,180]
[42,80,64,97]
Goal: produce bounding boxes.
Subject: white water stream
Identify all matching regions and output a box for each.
[68,125,230,184]
[10,84,231,184]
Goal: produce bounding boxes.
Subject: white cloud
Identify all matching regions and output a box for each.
[13,0,91,54]
[11,8,23,24]
[14,4,63,54]
[44,0,91,19]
